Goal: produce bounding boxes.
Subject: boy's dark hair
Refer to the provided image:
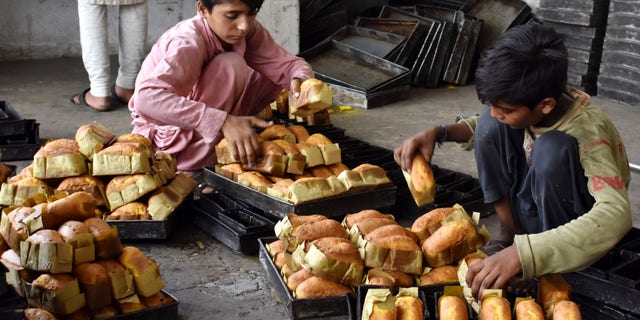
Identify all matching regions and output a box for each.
[199,0,264,15]
[475,22,568,109]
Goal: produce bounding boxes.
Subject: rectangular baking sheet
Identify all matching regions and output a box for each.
[329,82,411,109]
[258,237,354,320]
[106,196,190,240]
[202,168,397,220]
[328,25,406,59]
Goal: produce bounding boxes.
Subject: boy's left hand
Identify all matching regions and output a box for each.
[466,245,522,299]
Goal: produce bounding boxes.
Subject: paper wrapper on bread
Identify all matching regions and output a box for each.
[362,288,396,320]
[92,141,153,176]
[292,237,364,286]
[147,173,196,220]
[553,300,582,320]
[75,124,116,158]
[291,78,332,117]
[152,151,177,185]
[24,308,58,320]
[306,133,341,165]
[537,273,571,319]
[96,259,136,300]
[479,291,511,320]
[1,206,34,252]
[243,141,288,177]
[259,124,296,143]
[411,206,463,243]
[272,139,306,174]
[270,89,289,114]
[73,262,112,311]
[57,174,107,207]
[363,226,423,275]
[85,217,122,260]
[286,218,348,252]
[514,298,544,320]
[26,273,86,315]
[215,138,237,164]
[418,265,458,286]
[274,213,328,251]
[105,173,159,210]
[107,202,150,220]
[347,216,397,244]
[113,292,146,314]
[438,289,469,320]
[295,276,352,299]
[296,142,324,168]
[58,220,96,265]
[1,249,29,297]
[215,163,244,181]
[23,192,98,231]
[20,229,73,274]
[118,246,164,298]
[288,176,346,204]
[395,287,423,320]
[403,154,436,207]
[0,177,52,207]
[365,268,415,287]
[33,139,88,179]
[353,164,392,186]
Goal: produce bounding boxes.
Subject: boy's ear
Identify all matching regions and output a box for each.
[539,97,556,115]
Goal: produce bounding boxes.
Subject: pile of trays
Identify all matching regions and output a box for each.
[0,101,40,161]
[537,0,609,95]
[597,0,640,105]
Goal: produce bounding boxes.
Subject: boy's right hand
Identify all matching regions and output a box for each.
[221,115,273,165]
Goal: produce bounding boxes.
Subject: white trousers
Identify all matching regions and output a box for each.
[77,0,147,97]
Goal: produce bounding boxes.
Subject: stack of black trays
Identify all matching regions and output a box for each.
[597,0,640,105]
[537,0,610,95]
[0,101,40,161]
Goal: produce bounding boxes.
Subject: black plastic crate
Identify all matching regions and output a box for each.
[0,123,40,161]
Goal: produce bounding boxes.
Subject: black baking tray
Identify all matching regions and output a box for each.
[0,123,40,162]
[189,192,274,255]
[565,271,640,316]
[106,196,190,240]
[327,25,406,59]
[202,168,397,220]
[258,237,354,320]
[0,101,38,137]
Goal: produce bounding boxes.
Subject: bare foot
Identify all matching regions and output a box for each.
[114,85,134,104]
[71,89,114,111]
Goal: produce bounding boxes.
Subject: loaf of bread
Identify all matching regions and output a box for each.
[243,140,288,177]
[480,294,511,320]
[214,138,237,164]
[58,220,96,265]
[296,142,324,168]
[105,173,159,210]
[96,259,136,300]
[259,124,296,143]
[553,300,582,320]
[352,164,392,186]
[514,299,544,320]
[364,227,423,275]
[92,141,153,176]
[349,217,399,243]
[57,174,107,207]
[73,262,112,311]
[107,202,150,220]
[343,209,392,230]
[0,177,51,207]
[286,267,313,292]
[29,273,86,315]
[288,125,310,143]
[403,153,436,207]
[411,207,460,243]
[421,218,485,267]
[147,173,196,221]
[270,89,289,114]
[328,162,349,176]
[290,78,332,117]
[114,133,153,150]
[365,268,415,287]
[75,123,116,158]
[271,139,306,175]
[33,139,88,179]
[118,246,164,298]
[306,133,341,165]
[310,165,335,178]
[266,178,293,201]
[362,288,396,320]
[215,163,244,181]
[1,206,33,251]
[438,295,468,320]
[151,151,177,185]
[288,176,346,204]
[296,236,364,286]
[418,265,458,286]
[237,171,272,193]
[288,218,348,250]
[537,273,572,319]
[1,249,28,297]
[24,308,59,320]
[37,191,98,230]
[85,217,122,260]
[395,295,423,320]
[20,229,73,273]
[295,276,352,299]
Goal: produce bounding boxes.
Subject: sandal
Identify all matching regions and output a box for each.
[70,88,116,112]
[110,85,129,105]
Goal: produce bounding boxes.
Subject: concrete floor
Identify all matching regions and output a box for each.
[0,57,639,319]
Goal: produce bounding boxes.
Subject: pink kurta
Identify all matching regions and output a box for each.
[129,15,313,172]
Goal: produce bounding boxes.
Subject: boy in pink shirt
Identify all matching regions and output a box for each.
[129,0,313,172]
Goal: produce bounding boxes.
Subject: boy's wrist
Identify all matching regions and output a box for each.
[435,124,448,147]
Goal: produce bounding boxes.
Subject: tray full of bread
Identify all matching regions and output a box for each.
[0,123,197,240]
[258,201,618,320]
[204,123,397,219]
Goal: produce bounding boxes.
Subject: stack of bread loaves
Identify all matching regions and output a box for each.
[215,124,391,204]
[0,192,172,319]
[0,123,196,221]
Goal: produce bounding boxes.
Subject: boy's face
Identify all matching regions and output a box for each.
[489,100,546,129]
[198,0,256,47]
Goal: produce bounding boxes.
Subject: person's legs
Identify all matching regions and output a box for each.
[474,107,528,241]
[516,130,594,233]
[116,1,148,103]
[76,1,112,110]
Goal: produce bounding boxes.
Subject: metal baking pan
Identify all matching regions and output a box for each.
[565,271,640,316]
[327,25,407,59]
[106,195,190,240]
[461,0,531,51]
[258,237,354,320]
[299,40,412,93]
[189,192,275,255]
[202,168,397,220]
[328,82,411,109]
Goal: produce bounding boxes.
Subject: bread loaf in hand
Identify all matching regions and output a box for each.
[403,153,436,207]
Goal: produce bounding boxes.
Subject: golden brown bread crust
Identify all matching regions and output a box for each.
[43,191,97,229]
[291,79,332,117]
[84,217,122,259]
[237,171,272,189]
[367,234,420,251]
[537,273,571,316]
[343,209,389,229]
[480,295,511,320]
[35,139,81,157]
[289,214,328,226]
[286,268,313,291]
[410,207,458,241]
[0,163,13,182]
[371,302,397,320]
[295,276,352,299]
[422,219,477,256]
[311,237,362,265]
[366,224,419,244]
[552,300,582,320]
[32,273,75,292]
[288,125,310,143]
[438,295,468,320]
[56,174,107,207]
[73,262,109,285]
[310,165,334,178]
[515,299,544,320]
[118,246,153,276]
[114,133,152,148]
[366,268,415,287]
[306,133,332,145]
[26,229,65,244]
[395,296,423,320]
[76,124,115,143]
[418,265,458,285]
[73,263,113,311]
[291,219,348,242]
[8,165,33,184]
[58,220,91,241]
[216,163,244,181]
[108,202,150,220]
[97,141,149,156]
[85,217,112,235]
[259,125,295,142]
[143,291,174,308]
[105,174,151,194]
[95,259,126,274]
[267,239,286,256]
[352,217,398,236]
[24,308,58,320]
[407,153,436,206]
[4,206,33,251]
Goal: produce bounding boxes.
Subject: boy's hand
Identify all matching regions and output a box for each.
[466,245,522,300]
[394,127,440,172]
[221,115,273,165]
